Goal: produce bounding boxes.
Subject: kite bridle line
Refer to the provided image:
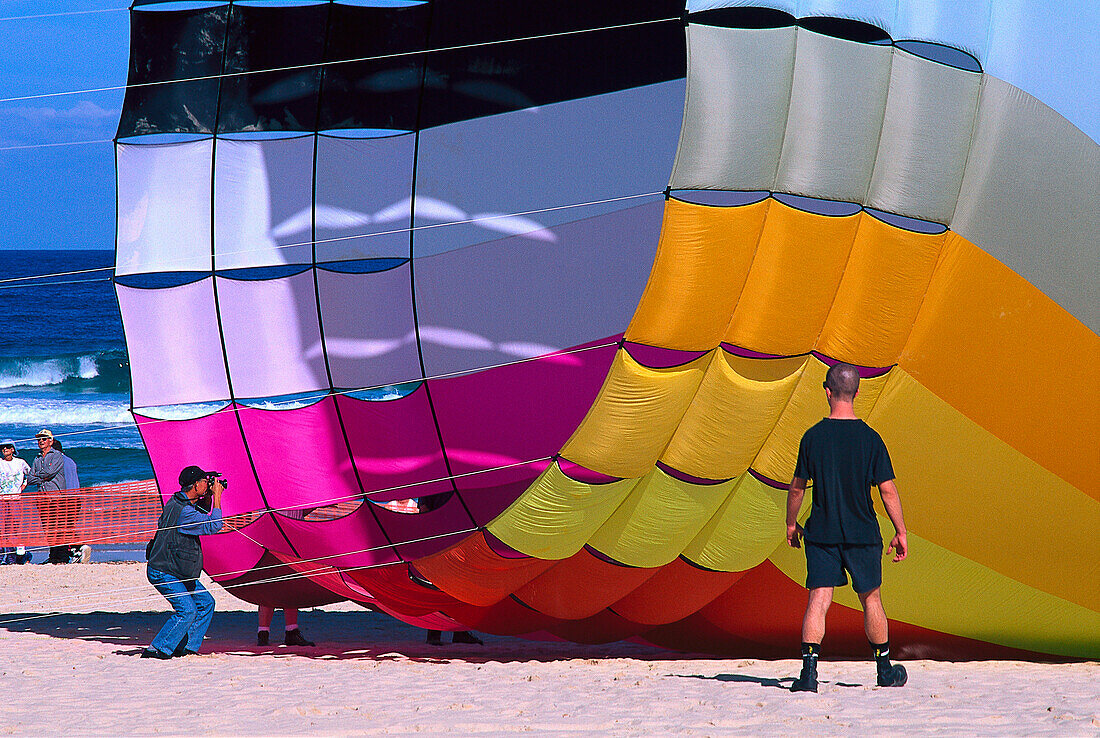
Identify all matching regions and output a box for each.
[0,16,680,105]
[7,337,621,448]
[8,452,555,556]
[0,190,665,289]
[0,523,482,627]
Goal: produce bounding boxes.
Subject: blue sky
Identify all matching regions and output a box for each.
[1,0,1096,253]
[1,0,128,251]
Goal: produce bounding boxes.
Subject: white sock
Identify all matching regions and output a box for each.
[15,546,25,555]
[257,626,269,633]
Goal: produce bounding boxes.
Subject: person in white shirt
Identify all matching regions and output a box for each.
[0,439,31,564]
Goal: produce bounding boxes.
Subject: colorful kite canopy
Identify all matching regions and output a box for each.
[114,0,1099,659]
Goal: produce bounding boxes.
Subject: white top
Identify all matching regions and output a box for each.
[0,456,31,498]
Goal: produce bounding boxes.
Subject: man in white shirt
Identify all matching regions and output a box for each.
[0,439,31,564]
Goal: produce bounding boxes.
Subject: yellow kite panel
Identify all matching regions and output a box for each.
[588,468,737,568]
[868,368,1099,612]
[769,517,1100,659]
[901,233,1100,497]
[817,213,946,367]
[661,352,807,480]
[560,349,708,478]
[625,198,768,350]
[486,461,639,560]
[724,200,859,355]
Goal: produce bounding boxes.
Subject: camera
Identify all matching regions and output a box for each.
[195,474,227,513]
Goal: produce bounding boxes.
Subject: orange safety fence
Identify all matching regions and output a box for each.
[0,481,423,548]
[0,480,162,547]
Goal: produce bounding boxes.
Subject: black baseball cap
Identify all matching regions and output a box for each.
[178,465,214,487]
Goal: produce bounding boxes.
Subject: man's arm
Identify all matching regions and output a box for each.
[177,505,224,536]
[878,478,908,562]
[786,477,807,548]
[178,479,226,536]
[26,454,63,486]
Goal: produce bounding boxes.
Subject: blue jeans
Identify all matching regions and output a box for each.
[147,567,216,656]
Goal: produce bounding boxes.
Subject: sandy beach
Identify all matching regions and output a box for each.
[0,562,1095,736]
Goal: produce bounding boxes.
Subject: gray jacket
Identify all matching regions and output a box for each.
[27,449,66,492]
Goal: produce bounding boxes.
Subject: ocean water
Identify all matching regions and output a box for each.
[0,250,152,486]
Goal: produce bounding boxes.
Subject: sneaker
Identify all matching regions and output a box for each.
[790,668,818,693]
[140,647,173,660]
[426,630,443,646]
[877,664,907,687]
[257,630,269,646]
[77,545,91,564]
[15,552,31,565]
[452,631,483,645]
[284,628,314,647]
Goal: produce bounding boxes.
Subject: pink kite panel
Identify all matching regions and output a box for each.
[336,386,454,502]
[237,398,360,512]
[200,513,285,581]
[430,337,619,487]
[373,492,475,561]
[134,408,265,515]
[271,503,401,570]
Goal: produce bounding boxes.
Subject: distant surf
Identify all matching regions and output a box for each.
[0,351,129,392]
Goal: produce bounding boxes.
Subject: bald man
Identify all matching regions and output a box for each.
[785,362,909,692]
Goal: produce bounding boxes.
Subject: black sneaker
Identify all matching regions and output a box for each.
[140,648,173,660]
[257,631,269,646]
[790,668,818,693]
[877,664,908,687]
[426,630,443,646]
[284,628,314,647]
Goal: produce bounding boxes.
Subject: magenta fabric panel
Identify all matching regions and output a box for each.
[200,514,283,581]
[118,281,230,408]
[484,529,532,559]
[558,460,622,484]
[414,203,664,379]
[134,409,265,516]
[271,504,401,570]
[430,337,619,485]
[336,387,454,502]
[216,272,328,399]
[373,493,475,561]
[237,398,360,512]
[624,341,710,369]
[316,265,420,390]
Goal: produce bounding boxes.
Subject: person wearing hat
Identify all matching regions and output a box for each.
[25,429,69,564]
[141,465,225,659]
[50,438,90,564]
[0,439,31,564]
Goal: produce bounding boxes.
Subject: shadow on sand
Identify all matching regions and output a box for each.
[0,609,719,664]
[677,674,865,689]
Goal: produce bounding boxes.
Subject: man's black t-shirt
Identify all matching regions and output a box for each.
[794,418,894,545]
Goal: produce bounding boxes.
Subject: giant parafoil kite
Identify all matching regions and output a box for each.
[113,0,1098,659]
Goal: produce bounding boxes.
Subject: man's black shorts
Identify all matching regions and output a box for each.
[805,542,882,593]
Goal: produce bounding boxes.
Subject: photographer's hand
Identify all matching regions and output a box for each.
[212,479,224,509]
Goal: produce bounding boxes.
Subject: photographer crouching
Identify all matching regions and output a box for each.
[141,465,226,659]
